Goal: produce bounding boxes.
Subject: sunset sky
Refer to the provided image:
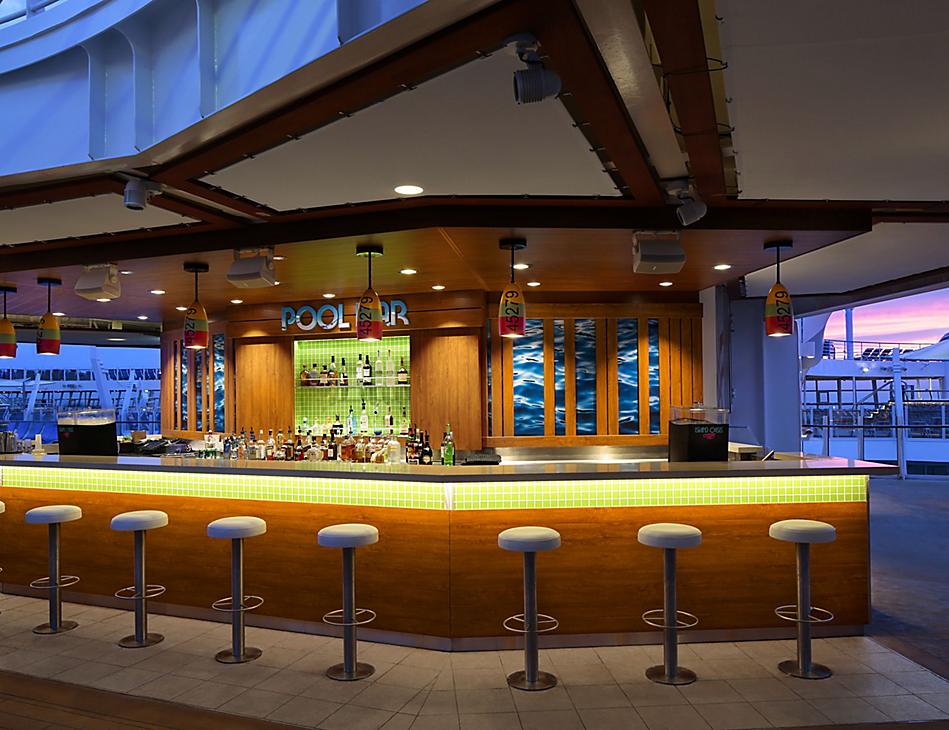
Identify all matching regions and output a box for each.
[824,287,949,344]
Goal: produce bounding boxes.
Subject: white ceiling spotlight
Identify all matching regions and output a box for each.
[663,178,707,227]
[75,263,121,301]
[123,178,161,211]
[511,34,561,104]
[394,185,424,196]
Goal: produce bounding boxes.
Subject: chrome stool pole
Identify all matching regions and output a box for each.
[25,505,82,635]
[112,510,168,648]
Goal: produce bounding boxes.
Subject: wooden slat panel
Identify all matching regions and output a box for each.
[484,434,667,447]
[681,318,694,407]
[638,317,652,436]
[480,326,489,439]
[564,319,576,437]
[606,320,619,435]
[543,321,555,437]
[595,319,608,435]
[487,302,702,319]
[234,339,294,432]
[692,316,704,404]
[659,318,671,435]
[490,322,503,439]
[669,318,683,408]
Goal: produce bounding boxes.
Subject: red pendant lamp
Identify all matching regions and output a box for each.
[764,240,794,338]
[183,262,209,350]
[37,277,62,355]
[0,285,17,359]
[498,238,527,339]
[355,242,384,342]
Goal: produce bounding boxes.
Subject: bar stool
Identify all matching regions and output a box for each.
[638,522,702,685]
[498,526,561,691]
[318,523,378,681]
[769,519,836,680]
[208,516,267,663]
[111,510,168,648]
[25,504,82,634]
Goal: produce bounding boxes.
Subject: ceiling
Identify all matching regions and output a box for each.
[0,194,197,245]
[0,225,860,322]
[743,222,949,297]
[201,50,620,210]
[719,0,949,200]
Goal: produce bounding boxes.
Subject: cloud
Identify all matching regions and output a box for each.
[823,288,949,344]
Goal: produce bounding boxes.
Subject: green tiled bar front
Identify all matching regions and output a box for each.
[0,466,866,510]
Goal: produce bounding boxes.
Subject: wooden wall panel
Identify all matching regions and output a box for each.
[681,318,694,407]
[691,317,704,404]
[409,330,482,451]
[490,326,503,438]
[234,339,294,432]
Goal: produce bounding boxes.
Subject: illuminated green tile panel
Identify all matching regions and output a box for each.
[450,475,867,510]
[1,467,445,510]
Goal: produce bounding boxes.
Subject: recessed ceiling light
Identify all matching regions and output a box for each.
[52,312,65,317]
[400,268,417,275]
[659,281,674,287]
[394,184,424,196]
[230,299,243,304]
[322,293,336,299]
[273,280,281,286]
[95,297,111,303]
[137,315,148,320]
[526,281,541,287]
[431,284,446,291]
[513,263,530,271]
[713,264,732,271]
[175,306,188,311]
[150,289,165,295]
[119,270,133,275]
[107,337,125,342]
[273,255,285,261]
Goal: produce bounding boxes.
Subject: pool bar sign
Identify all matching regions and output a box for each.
[281,300,409,332]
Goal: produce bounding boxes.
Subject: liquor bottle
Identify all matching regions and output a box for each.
[328,355,338,386]
[340,358,349,387]
[399,407,410,436]
[333,413,343,438]
[420,431,433,465]
[299,363,310,387]
[406,424,418,464]
[363,354,373,386]
[311,364,319,386]
[327,432,338,461]
[375,351,384,386]
[285,426,294,460]
[385,405,394,430]
[319,363,329,386]
[386,430,403,464]
[441,424,455,466]
[385,349,396,386]
[276,428,285,452]
[348,406,357,436]
[257,428,266,460]
[266,429,276,461]
[294,432,304,461]
[237,428,247,459]
[355,354,363,386]
[302,416,308,434]
[397,358,409,385]
[323,414,332,438]
[360,401,369,434]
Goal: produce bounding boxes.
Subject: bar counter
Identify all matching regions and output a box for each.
[0,454,895,649]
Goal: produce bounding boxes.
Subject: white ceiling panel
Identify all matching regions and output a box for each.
[202,51,620,210]
[744,223,949,296]
[719,0,949,200]
[0,194,196,245]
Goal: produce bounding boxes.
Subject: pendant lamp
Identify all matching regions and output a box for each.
[37,277,62,355]
[498,238,527,339]
[183,262,210,350]
[355,243,384,342]
[764,240,794,338]
[0,285,17,359]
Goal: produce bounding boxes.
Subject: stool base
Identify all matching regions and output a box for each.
[646,665,697,686]
[119,632,164,649]
[33,620,78,635]
[215,647,262,664]
[778,659,832,680]
[507,670,558,692]
[326,662,375,681]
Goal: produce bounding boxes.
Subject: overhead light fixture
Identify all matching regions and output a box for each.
[633,231,685,274]
[273,280,281,286]
[0,285,17,358]
[526,281,541,287]
[322,293,336,299]
[123,178,161,211]
[513,263,530,271]
[119,270,133,275]
[512,36,561,104]
[764,240,794,338]
[273,255,286,261]
[175,306,188,312]
[150,289,166,295]
[227,247,276,288]
[183,262,209,350]
[230,299,243,305]
[394,185,424,196]
[37,277,62,355]
[75,263,120,301]
[399,268,417,275]
[431,284,446,291]
[498,237,527,338]
[355,243,384,342]
[96,298,111,303]
[52,312,65,317]
[659,281,674,287]
[137,315,149,320]
[663,178,707,227]
[713,263,732,271]
[107,337,126,342]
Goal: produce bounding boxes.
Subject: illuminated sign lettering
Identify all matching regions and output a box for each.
[281,300,409,332]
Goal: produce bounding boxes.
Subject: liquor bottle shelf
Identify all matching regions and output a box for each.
[299,382,410,389]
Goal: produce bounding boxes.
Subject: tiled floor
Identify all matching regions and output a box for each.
[1,593,948,729]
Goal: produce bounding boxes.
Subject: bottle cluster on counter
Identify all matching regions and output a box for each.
[299,349,409,388]
[197,421,455,465]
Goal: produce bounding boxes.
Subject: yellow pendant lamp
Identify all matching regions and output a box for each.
[355,243,384,342]
[764,240,794,338]
[183,262,209,350]
[0,285,17,359]
[37,277,62,355]
[498,238,527,339]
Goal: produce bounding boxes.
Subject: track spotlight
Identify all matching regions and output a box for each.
[123,178,161,211]
[675,194,708,227]
[510,35,561,104]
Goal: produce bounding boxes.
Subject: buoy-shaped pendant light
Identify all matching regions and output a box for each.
[183,262,209,350]
[37,277,62,355]
[498,237,527,339]
[764,240,794,338]
[355,242,384,342]
[0,285,17,359]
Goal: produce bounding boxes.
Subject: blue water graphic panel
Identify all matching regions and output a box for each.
[194,349,204,432]
[213,334,225,432]
[554,320,565,435]
[648,319,661,434]
[575,319,597,435]
[513,319,544,436]
[486,323,493,436]
[617,319,639,434]
[180,342,188,431]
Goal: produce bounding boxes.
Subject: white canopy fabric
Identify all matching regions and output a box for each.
[903,339,949,361]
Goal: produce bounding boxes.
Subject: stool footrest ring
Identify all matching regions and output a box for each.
[642,609,699,630]
[503,613,559,634]
[322,608,376,627]
[212,595,264,613]
[775,604,834,624]
[30,575,80,590]
[115,584,166,601]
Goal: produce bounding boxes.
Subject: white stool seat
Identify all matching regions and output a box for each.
[318,523,379,549]
[769,519,836,544]
[638,523,702,550]
[25,505,81,525]
[208,516,267,540]
[0,500,5,514]
[111,510,169,532]
[498,526,561,553]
